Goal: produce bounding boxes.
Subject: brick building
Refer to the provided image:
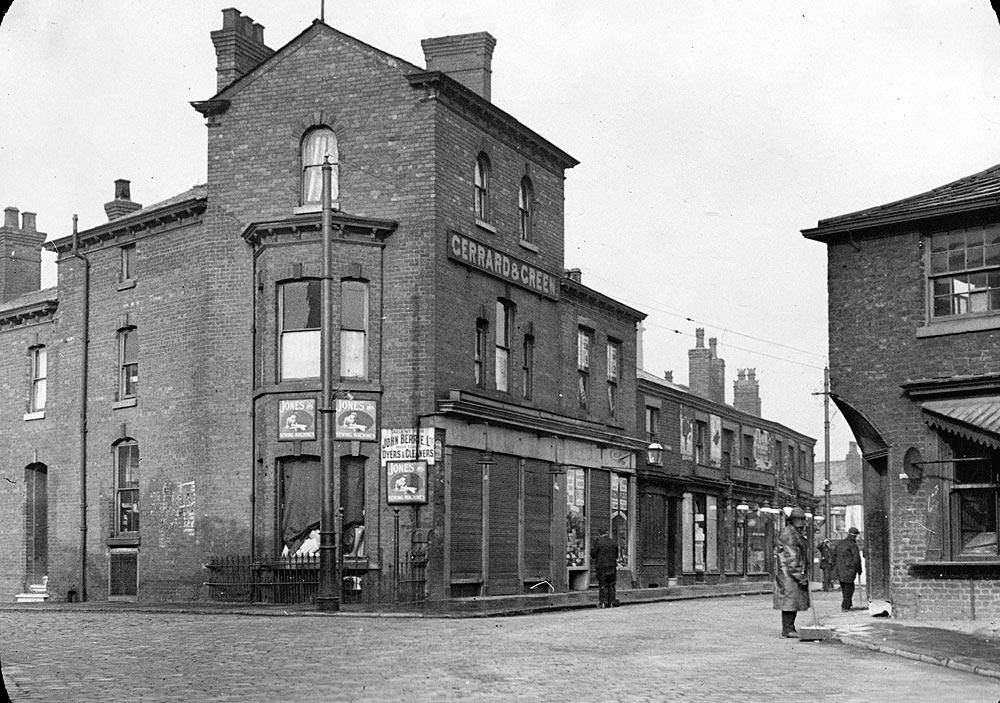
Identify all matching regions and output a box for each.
[0,11,649,603]
[804,162,1000,619]
[636,329,816,588]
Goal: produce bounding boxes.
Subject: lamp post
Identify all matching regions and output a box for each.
[316,155,341,612]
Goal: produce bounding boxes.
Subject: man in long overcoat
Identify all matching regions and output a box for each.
[817,538,834,592]
[773,507,810,637]
[590,529,619,608]
[834,527,863,611]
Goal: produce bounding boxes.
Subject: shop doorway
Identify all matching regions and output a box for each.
[863,455,890,600]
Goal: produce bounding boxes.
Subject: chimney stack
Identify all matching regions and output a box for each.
[211,8,274,92]
[564,268,582,283]
[733,368,762,417]
[664,371,673,383]
[421,32,497,101]
[688,329,725,403]
[104,179,143,221]
[0,205,47,302]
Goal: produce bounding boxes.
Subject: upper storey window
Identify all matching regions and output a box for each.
[340,280,368,379]
[475,153,491,223]
[301,128,339,206]
[518,177,534,242]
[929,225,1000,318]
[279,280,321,380]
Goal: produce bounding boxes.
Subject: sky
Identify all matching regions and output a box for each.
[2,1,1000,466]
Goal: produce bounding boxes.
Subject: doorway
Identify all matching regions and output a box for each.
[24,463,48,587]
[862,455,890,600]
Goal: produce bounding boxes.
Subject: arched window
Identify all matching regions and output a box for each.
[301,127,339,205]
[518,177,533,242]
[114,440,140,536]
[474,153,491,222]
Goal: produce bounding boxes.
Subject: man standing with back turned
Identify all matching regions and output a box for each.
[834,526,863,611]
[591,528,619,608]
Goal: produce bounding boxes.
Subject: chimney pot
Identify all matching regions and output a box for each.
[695,328,705,347]
[21,212,36,232]
[3,207,19,229]
[565,268,582,283]
[664,371,673,382]
[709,337,717,356]
[114,179,132,200]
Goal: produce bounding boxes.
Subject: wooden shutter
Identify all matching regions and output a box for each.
[523,459,550,579]
[450,448,483,580]
[487,454,519,595]
[589,469,611,580]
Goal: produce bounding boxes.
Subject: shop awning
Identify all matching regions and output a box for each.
[922,397,1000,450]
[829,393,889,458]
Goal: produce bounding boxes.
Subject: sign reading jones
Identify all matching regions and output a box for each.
[448,231,559,300]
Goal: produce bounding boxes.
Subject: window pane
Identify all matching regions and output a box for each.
[122,329,137,363]
[495,347,508,392]
[341,281,367,331]
[32,378,46,411]
[495,301,507,345]
[340,330,366,378]
[283,281,321,331]
[281,330,320,379]
[930,251,948,273]
[958,489,997,557]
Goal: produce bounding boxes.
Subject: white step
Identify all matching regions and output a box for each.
[14,591,49,603]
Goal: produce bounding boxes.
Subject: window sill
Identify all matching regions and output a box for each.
[916,314,1000,338]
[295,202,339,215]
[475,219,497,234]
[112,397,138,410]
[518,239,539,253]
[908,560,1000,577]
[23,410,45,421]
[107,536,140,548]
[117,279,136,291]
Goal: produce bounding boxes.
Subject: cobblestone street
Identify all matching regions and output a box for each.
[3,594,999,702]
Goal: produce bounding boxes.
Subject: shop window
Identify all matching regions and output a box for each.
[495,300,513,393]
[114,440,140,536]
[746,512,767,573]
[340,280,368,379]
[518,176,533,242]
[29,345,46,412]
[947,435,1000,558]
[566,467,586,567]
[280,456,321,555]
[683,492,718,574]
[474,153,491,223]
[606,339,620,417]
[474,318,488,387]
[522,334,534,400]
[118,327,138,399]
[120,243,135,283]
[611,473,629,568]
[577,327,592,408]
[929,224,1000,318]
[279,280,321,380]
[301,127,339,206]
[645,406,660,441]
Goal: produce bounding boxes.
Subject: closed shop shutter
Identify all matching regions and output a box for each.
[450,448,483,580]
[523,459,550,579]
[589,468,611,580]
[639,491,667,587]
[487,454,519,595]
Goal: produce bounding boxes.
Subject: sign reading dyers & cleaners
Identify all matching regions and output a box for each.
[448,231,559,300]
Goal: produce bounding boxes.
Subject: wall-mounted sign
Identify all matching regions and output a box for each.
[709,414,722,467]
[447,230,560,300]
[335,399,377,441]
[386,460,428,504]
[380,427,435,466]
[278,397,316,441]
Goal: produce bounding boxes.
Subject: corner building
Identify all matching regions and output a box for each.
[0,11,649,603]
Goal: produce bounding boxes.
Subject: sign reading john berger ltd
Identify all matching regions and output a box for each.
[447,231,560,300]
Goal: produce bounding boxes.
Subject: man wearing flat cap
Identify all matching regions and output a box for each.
[773,507,810,637]
[834,526,863,611]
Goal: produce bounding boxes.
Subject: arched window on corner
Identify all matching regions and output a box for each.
[518,177,534,242]
[301,127,339,206]
[475,153,491,222]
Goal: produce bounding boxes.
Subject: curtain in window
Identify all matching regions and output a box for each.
[302,129,339,204]
[282,458,322,554]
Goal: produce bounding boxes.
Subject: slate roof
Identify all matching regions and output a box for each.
[803,162,1000,239]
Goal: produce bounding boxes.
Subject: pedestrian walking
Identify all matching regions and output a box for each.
[818,538,834,592]
[834,526,863,611]
[774,507,810,638]
[590,528,619,608]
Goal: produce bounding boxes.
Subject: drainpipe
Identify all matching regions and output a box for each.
[71,215,90,601]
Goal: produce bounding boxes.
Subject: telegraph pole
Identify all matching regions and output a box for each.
[823,367,831,540]
[317,156,340,611]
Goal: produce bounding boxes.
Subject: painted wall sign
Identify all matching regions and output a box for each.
[709,414,722,467]
[679,406,694,460]
[386,460,428,504]
[380,427,435,466]
[447,230,560,300]
[335,399,377,441]
[278,397,316,441]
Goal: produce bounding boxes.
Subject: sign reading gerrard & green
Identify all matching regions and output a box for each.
[448,230,560,300]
